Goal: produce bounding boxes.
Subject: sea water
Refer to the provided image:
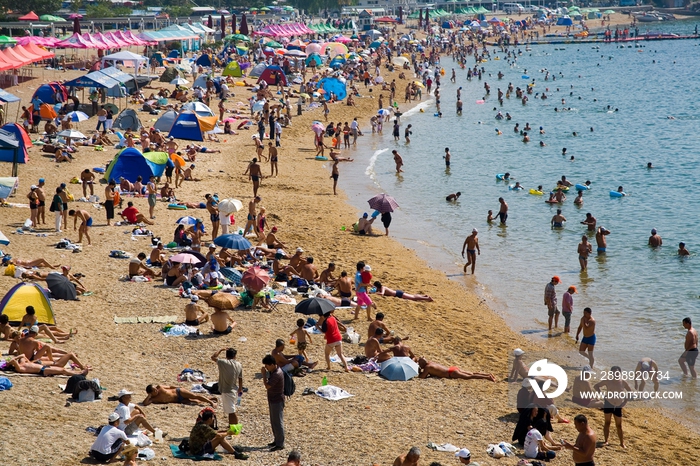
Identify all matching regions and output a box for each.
[337,21,700,418]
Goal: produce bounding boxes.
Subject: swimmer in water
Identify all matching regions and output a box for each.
[596,226,610,253]
[678,242,690,256]
[539,126,545,134]
[444,147,451,167]
[522,132,530,143]
[495,128,502,135]
[570,156,575,161]
[540,141,546,147]
[446,192,461,202]
[562,148,567,156]
[574,190,584,206]
[578,235,593,271]
[647,162,653,169]
[551,209,566,229]
[487,210,494,223]
[617,186,626,196]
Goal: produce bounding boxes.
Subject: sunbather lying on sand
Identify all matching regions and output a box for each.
[3,257,60,268]
[142,384,216,407]
[417,357,496,382]
[373,282,433,302]
[7,354,90,377]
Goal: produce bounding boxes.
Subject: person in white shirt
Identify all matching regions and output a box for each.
[524,427,558,461]
[114,389,157,436]
[350,118,359,145]
[90,412,130,463]
[220,82,229,99]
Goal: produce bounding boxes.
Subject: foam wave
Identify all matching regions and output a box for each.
[365,148,389,186]
[401,98,435,118]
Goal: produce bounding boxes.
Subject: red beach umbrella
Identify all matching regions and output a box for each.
[231,14,237,34]
[220,14,226,35]
[241,266,270,293]
[239,14,249,36]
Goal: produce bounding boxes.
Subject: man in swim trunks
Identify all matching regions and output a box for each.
[461,228,481,274]
[561,414,597,466]
[337,271,353,299]
[497,197,508,225]
[69,209,92,245]
[245,158,263,197]
[417,357,496,382]
[378,337,415,360]
[129,253,160,279]
[551,209,566,229]
[648,228,663,247]
[142,384,216,407]
[576,307,596,367]
[184,295,210,326]
[446,192,461,202]
[364,328,393,362]
[444,147,451,167]
[678,317,698,378]
[373,281,433,302]
[205,194,220,240]
[577,235,592,271]
[271,339,317,373]
[580,213,596,232]
[544,276,560,330]
[392,150,404,173]
[243,196,261,237]
[7,354,90,377]
[367,312,395,342]
[211,308,237,335]
[678,242,690,256]
[356,213,375,235]
[146,176,157,219]
[265,226,286,250]
[635,358,660,392]
[571,366,604,409]
[595,226,610,253]
[593,366,631,448]
[318,263,337,288]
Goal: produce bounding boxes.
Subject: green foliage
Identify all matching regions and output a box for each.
[164,5,194,17]
[86,1,131,18]
[2,0,62,16]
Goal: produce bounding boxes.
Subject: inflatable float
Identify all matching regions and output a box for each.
[529,189,544,195]
[168,204,187,210]
[610,191,626,197]
[575,184,591,191]
[315,156,329,161]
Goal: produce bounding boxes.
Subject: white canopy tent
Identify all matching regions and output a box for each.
[100,51,149,82]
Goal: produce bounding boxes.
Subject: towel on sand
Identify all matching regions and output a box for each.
[114,315,179,324]
[169,444,222,461]
[315,384,353,401]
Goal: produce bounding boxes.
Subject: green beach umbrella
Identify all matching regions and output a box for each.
[260,7,271,11]
[231,33,250,42]
[263,39,283,48]
[40,15,64,22]
[0,36,17,44]
[603,9,615,13]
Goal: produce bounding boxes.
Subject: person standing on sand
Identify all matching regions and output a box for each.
[392,150,404,173]
[268,142,279,177]
[577,235,592,271]
[205,194,220,240]
[576,307,596,367]
[244,158,263,197]
[544,276,560,330]
[317,310,350,372]
[461,229,480,274]
[562,414,596,464]
[211,347,243,426]
[243,196,261,238]
[36,179,47,225]
[498,197,508,225]
[678,317,698,379]
[330,160,339,196]
[593,366,631,448]
[69,209,92,245]
[595,226,610,253]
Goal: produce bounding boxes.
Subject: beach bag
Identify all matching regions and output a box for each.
[136,432,152,447]
[4,264,15,276]
[179,438,190,452]
[0,376,12,391]
[486,444,505,458]
[283,369,296,397]
[64,374,86,394]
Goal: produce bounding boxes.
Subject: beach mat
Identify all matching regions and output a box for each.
[169,444,222,461]
[114,315,179,324]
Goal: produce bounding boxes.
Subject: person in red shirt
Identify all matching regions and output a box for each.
[120,201,154,225]
[318,309,349,372]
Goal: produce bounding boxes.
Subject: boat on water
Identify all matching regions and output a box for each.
[634,11,676,22]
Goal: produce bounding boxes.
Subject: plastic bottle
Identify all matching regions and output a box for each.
[236,393,242,406]
[154,428,163,443]
[322,375,328,386]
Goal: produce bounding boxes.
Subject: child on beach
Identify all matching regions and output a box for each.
[487,210,494,223]
[290,318,313,362]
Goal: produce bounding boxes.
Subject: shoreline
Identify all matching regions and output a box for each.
[0,46,698,465]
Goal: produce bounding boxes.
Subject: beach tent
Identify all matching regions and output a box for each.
[154,110,178,133]
[104,148,168,183]
[0,282,55,325]
[159,66,182,82]
[305,53,322,67]
[257,65,287,86]
[248,62,267,78]
[557,16,573,26]
[181,101,215,117]
[0,124,31,164]
[113,108,142,131]
[317,77,347,101]
[222,61,242,77]
[195,54,212,67]
[192,75,221,94]
[31,82,67,105]
[168,111,218,141]
[0,177,19,199]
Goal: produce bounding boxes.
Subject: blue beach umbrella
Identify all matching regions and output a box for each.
[220,267,242,285]
[213,233,252,250]
[66,111,90,122]
[176,216,198,225]
[380,357,419,381]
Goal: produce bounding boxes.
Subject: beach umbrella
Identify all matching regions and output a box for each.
[0,230,9,246]
[241,266,270,292]
[239,14,249,36]
[367,193,399,213]
[221,14,226,35]
[377,108,391,116]
[380,357,419,381]
[213,234,251,250]
[176,216,198,225]
[40,15,64,22]
[263,39,283,48]
[57,129,87,139]
[603,9,615,14]
[170,77,189,86]
[231,14,237,34]
[0,36,18,44]
[65,111,89,122]
[218,198,243,215]
[68,13,83,19]
[237,120,253,129]
[311,122,325,135]
[220,267,242,285]
[170,253,201,264]
[19,11,40,21]
[207,15,213,29]
[413,81,425,88]
[285,49,306,58]
[46,273,78,301]
[295,297,336,316]
[173,251,206,267]
[230,33,250,42]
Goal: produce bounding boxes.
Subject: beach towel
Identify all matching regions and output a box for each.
[162,324,197,337]
[315,384,353,401]
[169,444,222,461]
[114,315,179,324]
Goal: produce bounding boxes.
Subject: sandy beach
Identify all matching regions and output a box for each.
[0,27,698,465]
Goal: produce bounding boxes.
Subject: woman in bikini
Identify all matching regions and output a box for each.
[373,282,433,302]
